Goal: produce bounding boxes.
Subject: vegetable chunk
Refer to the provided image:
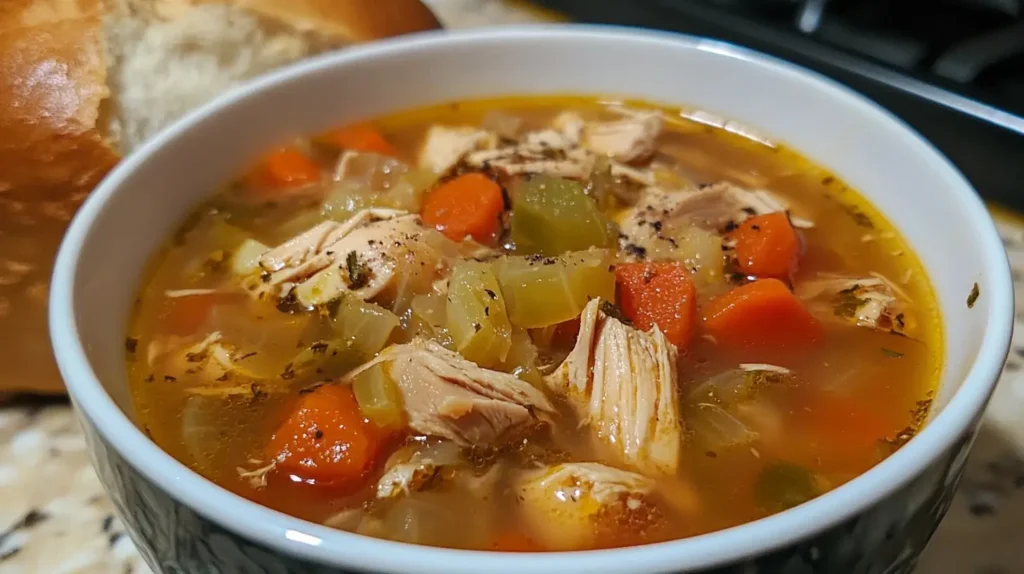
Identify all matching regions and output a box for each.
[267,385,391,490]
[702,279,823,349]
[728,212,800,280]
[509,175,617,255]
[615,262,698,349]
[422,173,505,243]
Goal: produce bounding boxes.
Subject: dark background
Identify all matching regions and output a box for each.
[534,0,1024,211]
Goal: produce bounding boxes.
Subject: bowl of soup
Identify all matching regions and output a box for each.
[50,24,1012,574]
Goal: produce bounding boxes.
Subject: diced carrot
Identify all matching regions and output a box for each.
[728,212,800,280]
[421,173,505,243]
[492,531,543,552]
[615,262,698,349]
[702,278,823,349]
[266,385,390,490]
[247,145,321,190]
[316,122,400,157]
[163,293,227,336]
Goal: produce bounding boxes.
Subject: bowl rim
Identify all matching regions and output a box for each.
[50,24,1014,574]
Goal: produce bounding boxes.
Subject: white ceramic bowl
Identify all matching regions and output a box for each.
[50,25,1013,574]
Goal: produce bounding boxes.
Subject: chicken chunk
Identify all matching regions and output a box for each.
[464,142,595,180]
[147,331,276,398]
[582,110,662,164]
[418,126,498,174]
[515,462,658,550]
[796,273,910,333]
[239,209,450,308]
[344,339,555,447]
[618,182,813,260]
[552,111,585,146]
[377,459,443,500]
[545,298,682,474]
[375,441,503,501]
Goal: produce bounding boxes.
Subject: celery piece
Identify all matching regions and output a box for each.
[447,261,512,367]
[331,297,400,356]
[509,175,618,256]
[288,340,363,382]
[494,248,615,328]
[352,362,404,430]
[409,292,456,350]
[230,238,269,276]
[498,328,544,387]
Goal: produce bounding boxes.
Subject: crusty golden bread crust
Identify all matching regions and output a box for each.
[0,0,120,197]
[0,0,119,394]
[227,0,442,41]
[0,0,440,394]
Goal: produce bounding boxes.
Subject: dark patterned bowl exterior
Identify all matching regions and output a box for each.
[81,410,979,574]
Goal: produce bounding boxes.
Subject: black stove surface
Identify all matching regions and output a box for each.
[534,0,1024,210]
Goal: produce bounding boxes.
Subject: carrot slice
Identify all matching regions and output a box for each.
[316,122,400,157]
[266,385,390,490]
[247,145,321,190]
[615,262,698,349]
[702,278,822,349]
[421,173,505,243]
[728,212,800,280]
[163,292,228,336]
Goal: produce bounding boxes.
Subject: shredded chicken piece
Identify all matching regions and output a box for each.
[552,111,585,146]
[418,126,498,174]
[796,273,908,332]
[582,110,662,163]
[739,363,792,374]
[236,460,276,489]
[481,111,523,139]
[618,182,814,261]
[243,209,448,307]
[515,462,658,551]
[610,161,655,186]
[544,299,682,474]
[344,340,555,447]
[464,144,595,180]
[161,332,268,388]
[164,288,219,298]
[376,460,443,499]
[376,454,503,501]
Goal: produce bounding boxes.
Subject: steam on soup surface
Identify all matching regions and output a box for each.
[127,96,941,551]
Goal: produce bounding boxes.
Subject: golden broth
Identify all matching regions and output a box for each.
[126,96,941,551]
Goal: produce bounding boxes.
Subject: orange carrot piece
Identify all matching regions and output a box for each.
[702,278,823,349]
[266,385,389,489]
[615,262,698,349]
[247,146,321,190]
[163,293,228,336]
[728,212,800,280]
[421,173,505,243]
[316,122,400,157]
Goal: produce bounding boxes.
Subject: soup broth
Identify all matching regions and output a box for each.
[126,96,941,551]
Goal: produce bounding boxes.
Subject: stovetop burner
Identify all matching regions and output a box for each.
[534,0,1024,209]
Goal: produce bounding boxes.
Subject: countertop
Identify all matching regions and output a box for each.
[2,1,1024,572]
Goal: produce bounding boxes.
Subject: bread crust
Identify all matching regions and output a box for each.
[0,0,440,394]
[224,0,442,41]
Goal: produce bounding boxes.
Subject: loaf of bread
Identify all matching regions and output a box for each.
[0,0,440,394]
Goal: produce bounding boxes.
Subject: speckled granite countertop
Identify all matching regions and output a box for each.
[3,1,1024,572]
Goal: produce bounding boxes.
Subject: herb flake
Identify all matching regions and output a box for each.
[881,348,904,359]
[967,282,980,308]
[346,251,372,290]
